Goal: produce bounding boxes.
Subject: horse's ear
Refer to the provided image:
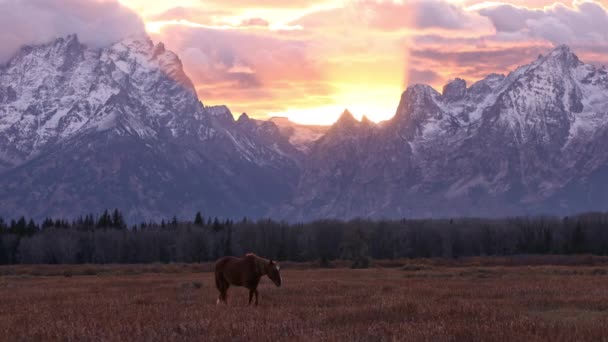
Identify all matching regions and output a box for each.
[269,259,274,265]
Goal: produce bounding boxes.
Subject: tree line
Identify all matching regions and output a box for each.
[1,210,608,265]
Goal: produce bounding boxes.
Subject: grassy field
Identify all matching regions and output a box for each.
[2,258,608,341]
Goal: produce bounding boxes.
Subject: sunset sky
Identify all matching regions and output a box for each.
[3,0,608,124]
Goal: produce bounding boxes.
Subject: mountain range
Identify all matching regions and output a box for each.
[1,34,607,222]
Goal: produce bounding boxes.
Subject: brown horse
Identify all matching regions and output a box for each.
[214,253,282,306]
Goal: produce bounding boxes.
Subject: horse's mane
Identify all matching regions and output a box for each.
[245,253,269,274]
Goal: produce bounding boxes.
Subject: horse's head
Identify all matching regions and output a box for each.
[266,260,282,287]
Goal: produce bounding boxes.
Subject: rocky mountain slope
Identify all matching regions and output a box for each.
[283,45,608,220]
[0,34,301,221]
[1,36,607,221]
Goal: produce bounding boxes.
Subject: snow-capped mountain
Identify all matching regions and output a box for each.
[0,34,300,221]
[1,36,607,222]
[284,45,608,220]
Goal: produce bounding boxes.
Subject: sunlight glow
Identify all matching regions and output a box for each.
[117,0,608,126]
[269,85,401,126]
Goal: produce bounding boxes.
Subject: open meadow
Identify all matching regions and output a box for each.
[2,257,608,341]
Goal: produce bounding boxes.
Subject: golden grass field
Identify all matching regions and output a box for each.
[2,258,608,341]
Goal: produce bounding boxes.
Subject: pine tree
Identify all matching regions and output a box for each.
[10,217,27,236]
[212,218,222,232]
[111,209,126,229]
[84,214,95,229]
[26,219,38,235]
[41,218,53,230]
[98,210,111,228]
[194,212,204,226]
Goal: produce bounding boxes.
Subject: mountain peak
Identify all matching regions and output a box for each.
[206,105,235,124]
[108,33,196,93]
[361,115,373,125]
[62,34,80,44]
[393,84,441,124]
[55,33,84,49]
[337,109,357,124]
[550,44,572,55]
[325,110,361,136]
[237,112,250,122]
[442,78,467,102]
[118,33,155,50]
[543,44,580,67]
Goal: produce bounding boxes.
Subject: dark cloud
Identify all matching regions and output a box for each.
[409,45,551,81]
[412,0,471,29]
[478,5,542,32]
[410,46,545,67]
[479,1,608,44]
[0,0,145,63]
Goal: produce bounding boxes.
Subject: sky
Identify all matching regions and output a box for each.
[2,0,608,124]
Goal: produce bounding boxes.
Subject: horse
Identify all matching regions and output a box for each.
[214,253,282,306]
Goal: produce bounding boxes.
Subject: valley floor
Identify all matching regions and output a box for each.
[2,259,608,341]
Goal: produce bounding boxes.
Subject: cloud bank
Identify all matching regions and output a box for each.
[0,0,145,63]
[4,0,608,124]
[53,1,608,122]
[479,1,608,45]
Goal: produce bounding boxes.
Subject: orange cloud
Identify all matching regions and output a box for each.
[151,24,334,118]
[0,0,600,125]
[125,0,608,124]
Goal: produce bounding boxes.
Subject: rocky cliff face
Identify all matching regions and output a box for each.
[284,45,608,220]
[0,34,300,222]
[1,37,607,222]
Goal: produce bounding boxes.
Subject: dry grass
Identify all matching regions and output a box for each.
[2,260,608,341]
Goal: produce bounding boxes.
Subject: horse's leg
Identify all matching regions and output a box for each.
[248,289,254,305]
[217,283,226,304]
[219,290,226,304]
[215,271,223,305]
[217,289,224,305]
[222,284,229,304]
[254,289,259,306]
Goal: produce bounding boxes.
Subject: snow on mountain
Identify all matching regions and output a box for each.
[284,44,608,220]
[1,37,607,222]
[0,34,299,221]
[0,34,200,165]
